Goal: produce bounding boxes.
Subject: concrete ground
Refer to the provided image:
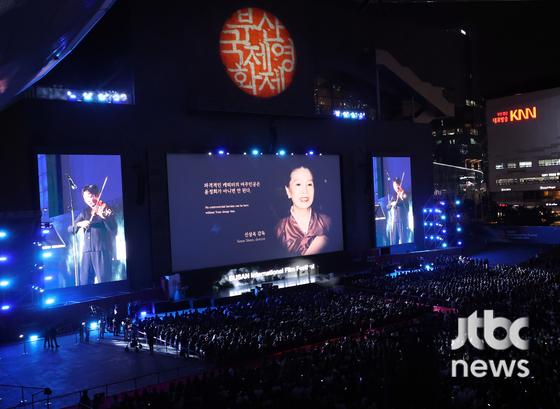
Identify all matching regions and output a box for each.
[0,331,212,408]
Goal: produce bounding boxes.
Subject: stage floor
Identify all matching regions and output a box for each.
[0,332,212,408]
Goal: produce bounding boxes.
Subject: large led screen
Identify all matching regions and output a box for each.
[372,156,414,247]
[37,154,127,288]
[167,154,343,271]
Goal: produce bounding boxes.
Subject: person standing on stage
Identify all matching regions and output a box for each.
[99,316,106,339]
[68,185,117,285]
[386,177,409,245]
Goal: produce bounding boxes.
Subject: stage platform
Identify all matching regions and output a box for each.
[0,332,212,409]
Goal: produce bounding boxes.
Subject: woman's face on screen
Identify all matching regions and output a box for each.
[286,167,314,210]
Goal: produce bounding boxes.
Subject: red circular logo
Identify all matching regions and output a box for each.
[219,8,296,98]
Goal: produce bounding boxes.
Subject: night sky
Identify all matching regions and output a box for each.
[369,1,559,100]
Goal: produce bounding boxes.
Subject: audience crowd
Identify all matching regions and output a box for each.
[136,287,428,361]
[74,252,560,409]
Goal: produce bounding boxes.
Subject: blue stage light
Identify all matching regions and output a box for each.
[429,235,434,240]
[442,243,448,248]
[441,215,446,220]
[307,150,315,156]
[89,321,98,330]
[456,214,461,219]
[456,227,462,232]
[428,209,433,213]
[457,241,463,246]
[0,280,10,287]
[207,152,212,156]
[44,276,53,281]
[277,149,286,156]
[29,335,39,342]
[439,201,446,206]
[217,149,225,155]
[251,149,260,156]
[423,209,427,213]
[455,199,461,205]
[82,92,93,101]
[333,110,366,120]
[140,311,147,317]
[0,230,7,239]
[42,252,52,259]
[45,298,55,305]
[42,229,50,235]
[1,305,11,311]
[442,229,447,233]
[0,255,7,262]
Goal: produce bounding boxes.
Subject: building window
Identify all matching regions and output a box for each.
[518,175,559,184]
[538,159,560,167]
[496,178,518,186]
[314,75,375,119]
[519,161,532,168]
[495,163,504,170]
[507,163,517,169]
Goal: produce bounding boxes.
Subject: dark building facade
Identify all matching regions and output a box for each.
[1,0,434,293]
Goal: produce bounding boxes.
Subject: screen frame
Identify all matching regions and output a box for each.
[369,153,416,250]
[165,151,346,274]
[33,147,130,289]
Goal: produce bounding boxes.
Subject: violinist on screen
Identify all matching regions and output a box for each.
[386,177,409,246]
[68,184,117,285]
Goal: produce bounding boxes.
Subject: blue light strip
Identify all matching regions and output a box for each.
[333,110,366,120]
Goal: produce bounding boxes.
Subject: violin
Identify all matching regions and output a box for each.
[395,184,406,201]
[91,199,113,218]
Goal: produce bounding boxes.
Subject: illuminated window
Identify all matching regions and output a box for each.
[507,163,517,169]
[538,159,560,167]
[314,76,374,118]
[519,161,532,168]
[495,163,504,170]
[496,178,517,186]
[519,175,559,184]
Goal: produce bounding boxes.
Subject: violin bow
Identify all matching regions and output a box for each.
[88,176,109,223]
